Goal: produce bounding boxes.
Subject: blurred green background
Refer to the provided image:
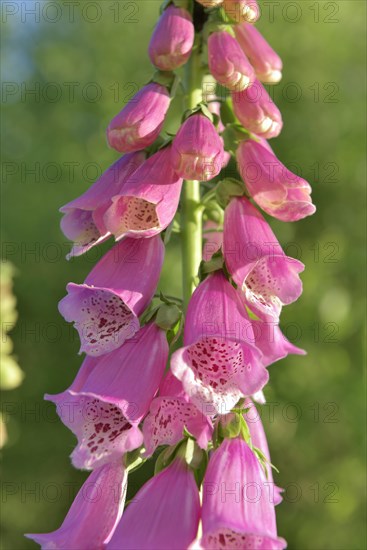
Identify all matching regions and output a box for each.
[1,1,366,548]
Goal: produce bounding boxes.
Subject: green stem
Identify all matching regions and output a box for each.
[181,43,204,310]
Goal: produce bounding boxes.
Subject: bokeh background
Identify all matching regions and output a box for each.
[1,1,366,548]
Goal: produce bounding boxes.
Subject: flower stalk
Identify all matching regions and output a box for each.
[181,41,204,310]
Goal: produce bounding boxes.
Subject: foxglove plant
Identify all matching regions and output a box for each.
[30,1,316,548]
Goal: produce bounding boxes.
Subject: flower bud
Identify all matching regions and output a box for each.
[237,139,316,221]
[235,22,283,83]
[149,5,194,71]
[171,114,224,181]
[107,83,170,153]
[232,79,283,139]
[223,0,260,23]
[208,31,255,92]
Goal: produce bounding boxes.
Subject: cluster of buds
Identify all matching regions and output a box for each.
[28,1,316,548]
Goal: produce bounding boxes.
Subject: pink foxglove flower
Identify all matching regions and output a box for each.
[58,237,164,356]
[143,372,213,456]
[250,318,306,367]
[237,140,316,221]
[208,31,255,92]
[223,197,304,320]
[60,152,145,258]
[193,438,286,549]
[171,271,268,415]
[26,462,127,549]
[107,458,200,550]
[149,5,194,71]
[235,22,283,83]
[104,146,183,239]
[106,83,170,153]
[223,0,260,23]
[171,114,224,181]
[46,322,168,470]
[232,80,283,139]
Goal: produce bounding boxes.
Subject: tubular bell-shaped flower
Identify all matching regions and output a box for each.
[107,458,201,550]
[149,5,194,71]
[26,462,127,549]
[58,236,164,356]
[106,83,170,153]
[46,322,168,470]
[232,80,283,139]
[171,114,225,181]
[171,271,268,415]
[235,22,283,83]
[103,145,183,239]
[208,31,255,92]
[223,197,304,320]
[237,139,316,222]
[60,152,145,258]
[223,0,260,23]
[193,438,286,549]
[143,372,213,456]
[250,318,306,367]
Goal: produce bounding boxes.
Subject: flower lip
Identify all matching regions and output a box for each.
[197,528,287,550]
[171,334,268,416]
[46,391,143,470]
[242,255,304,320]
[142,395,213,456]
[105,196,161,239]
[58,283,140,357]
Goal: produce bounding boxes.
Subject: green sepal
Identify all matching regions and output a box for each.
[198,250,224,280]
[138,303,160,325]
[222,123,251,155]
[178,438,209,487]
[220,97,236,126]
[215,177,245,208]
[203,199,224,225]
[238,414,252,445]
[253,446,279,479]
[203,11,234,40]
[182,101,214,123]
[163,217,181,244]
[245,304,261,321]
[154,441,183,475]
[220,414,242,439]
[151,70,181,98]
[124,447,147,474]
[155,303,182,331]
